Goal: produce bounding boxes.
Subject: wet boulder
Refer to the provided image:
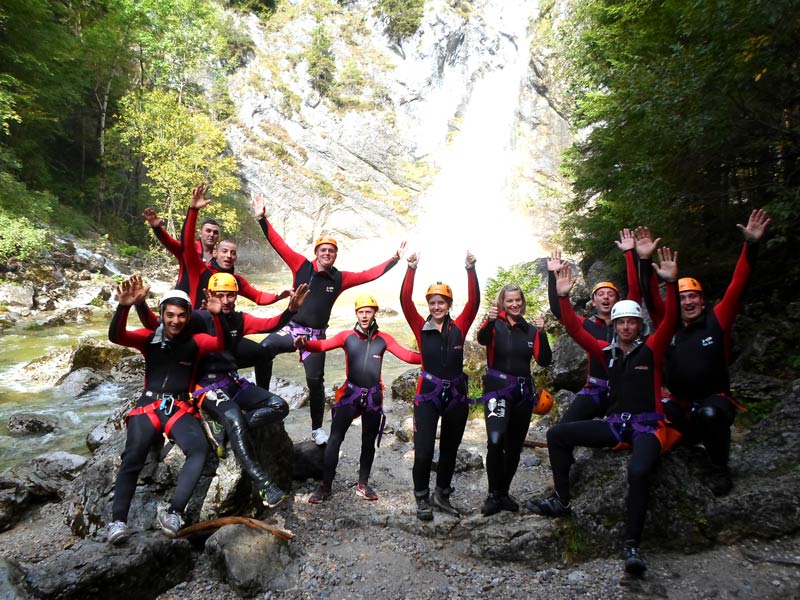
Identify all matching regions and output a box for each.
[7,413,59,436]
[71,336,137,372]
[390,368,420,405]
[0,282,35,309]
[0,477,32,532]
[54,367,109,397]
[11,452,88,500]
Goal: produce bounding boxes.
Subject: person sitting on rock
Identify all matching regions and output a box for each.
[635,209,771,495]
[546,229,641,423]
[529,248,680,577]
[192,272,310,508]
[477,285,552,516]
[106,277,224,544]
[252,193,406,447]
[401,251,480,521]
[295,293,421,504]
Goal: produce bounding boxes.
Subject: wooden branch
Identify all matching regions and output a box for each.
[523,439,548,449]
[177,515,294,541]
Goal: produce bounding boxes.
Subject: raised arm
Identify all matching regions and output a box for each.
[647,247,679,353]
[235,274,285,306]
[181,184,208,273]
[253,194,307,272]
[400,253,425,340]
[340,242,404,290]
[476,301,498,346]
[108,277,151,351]
[556,266,607,365]
[454,250,480,333]
[144,207,181,258]
[635,226,665,326]
[533,316,552,367]
[546,250,565,320]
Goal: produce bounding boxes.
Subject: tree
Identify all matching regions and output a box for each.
[375,0,425,45]
[558,0,799,296]
[306,22,336,96]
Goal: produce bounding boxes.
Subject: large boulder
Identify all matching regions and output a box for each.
[11,452,88,500]
[71,336,137,372]
[549,335,587,391]
[390,368,420,405]
[7,413,59,436]
[54,367,109,397]
[0,478,32,532]
[0,283,35,309]
[23,534,193,600]
[206,524,299,596]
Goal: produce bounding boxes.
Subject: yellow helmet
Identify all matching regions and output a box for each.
[678,277,703,293]
[591,281,620,297]
[425,282,453,301]
[354,294,379,311]
[533,389,554,416]
[314,236,338,252]
[208,272,238,292]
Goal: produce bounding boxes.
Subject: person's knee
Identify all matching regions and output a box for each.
[269,396,289,420]
[223,407,247,436]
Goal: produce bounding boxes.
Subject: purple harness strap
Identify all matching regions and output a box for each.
[289,322,326,362]
[605,412,664,444]
[578,376,609,406]
[478,368,535,406]
[336,380,386,446]
[193,373,251,403]
[414,371,470,414]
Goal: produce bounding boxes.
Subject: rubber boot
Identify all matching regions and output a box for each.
[431,486,461,518]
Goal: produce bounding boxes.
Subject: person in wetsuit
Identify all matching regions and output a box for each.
[295,294,421,504]
[477,285,552,516]
[529,248,680,577]
[144,206,219,262]
[252,194,406,446]
[546,229,641,422]
[143,183,290,309]
[106,279,224,545]
[401,251,480,521]
[635,209,771,495]
[193,273,310,507]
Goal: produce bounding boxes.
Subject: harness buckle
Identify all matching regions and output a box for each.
[160,393,176,416]
[619,412,632,436]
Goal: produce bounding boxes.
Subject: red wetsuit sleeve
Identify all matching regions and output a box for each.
[181,207,205,276]
[134,301,160,330]
[340,257,399,291]
[534,329,552,367]
[152,226,181,259]
[559,296,607,365]
[303,330,349,353]
[625,249,641,304]
[400,267,425,345]
[108,305,150,352]
[257,217,307,273]
[713,242,754,334]
[381,331,422,364]
[647,280,678,357]
[235,274,280,306]
[241,310,294,335]
[454,267,480,334]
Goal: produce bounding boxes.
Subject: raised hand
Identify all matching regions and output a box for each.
[288,283,309,312]
[465,250,476,269]
[615,228,635,252]
[407,252,419,270]
[534,315,545,330]
[129,275,151,305]
[276,288,293,300]
[634,226,661,260]
[547,250,564,273]
[204,289,222,314]
[487,301,499,321]
[190,182,211,210]
[142,208,162,228]
[737,208,771,242]
[556,264,576,297]
[393,240,407,261]
[252,194,266,220]
[653,247,678,282]
[116,277,138,306]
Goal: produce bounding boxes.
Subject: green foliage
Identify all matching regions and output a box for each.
[306,22,336,95]
[558,0,800,297]
[375,0,425,44]
[484,262,546,315]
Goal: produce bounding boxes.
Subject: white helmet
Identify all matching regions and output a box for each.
[160,289,192,312]
[610,299,642,321]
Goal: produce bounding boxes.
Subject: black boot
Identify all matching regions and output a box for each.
[623,540,647,576]
[431,486,461,518]
[481,492,502,517]
[525,492,571,517]
[499,492,519,512]
[415,489,433,521]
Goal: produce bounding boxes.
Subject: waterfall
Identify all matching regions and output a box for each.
[408,2,546,301]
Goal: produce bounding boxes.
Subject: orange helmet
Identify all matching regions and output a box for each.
[354,294,379,311]
[533,389,554,415]
[425,282,453,301]
[208,272,238,292]
[314,236,338,252]
[591,281,620,297]
[678,277,703,293]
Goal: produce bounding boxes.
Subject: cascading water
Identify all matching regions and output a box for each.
[408,1,546,301]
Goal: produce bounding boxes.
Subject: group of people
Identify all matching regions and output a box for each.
[106,182,770,577]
